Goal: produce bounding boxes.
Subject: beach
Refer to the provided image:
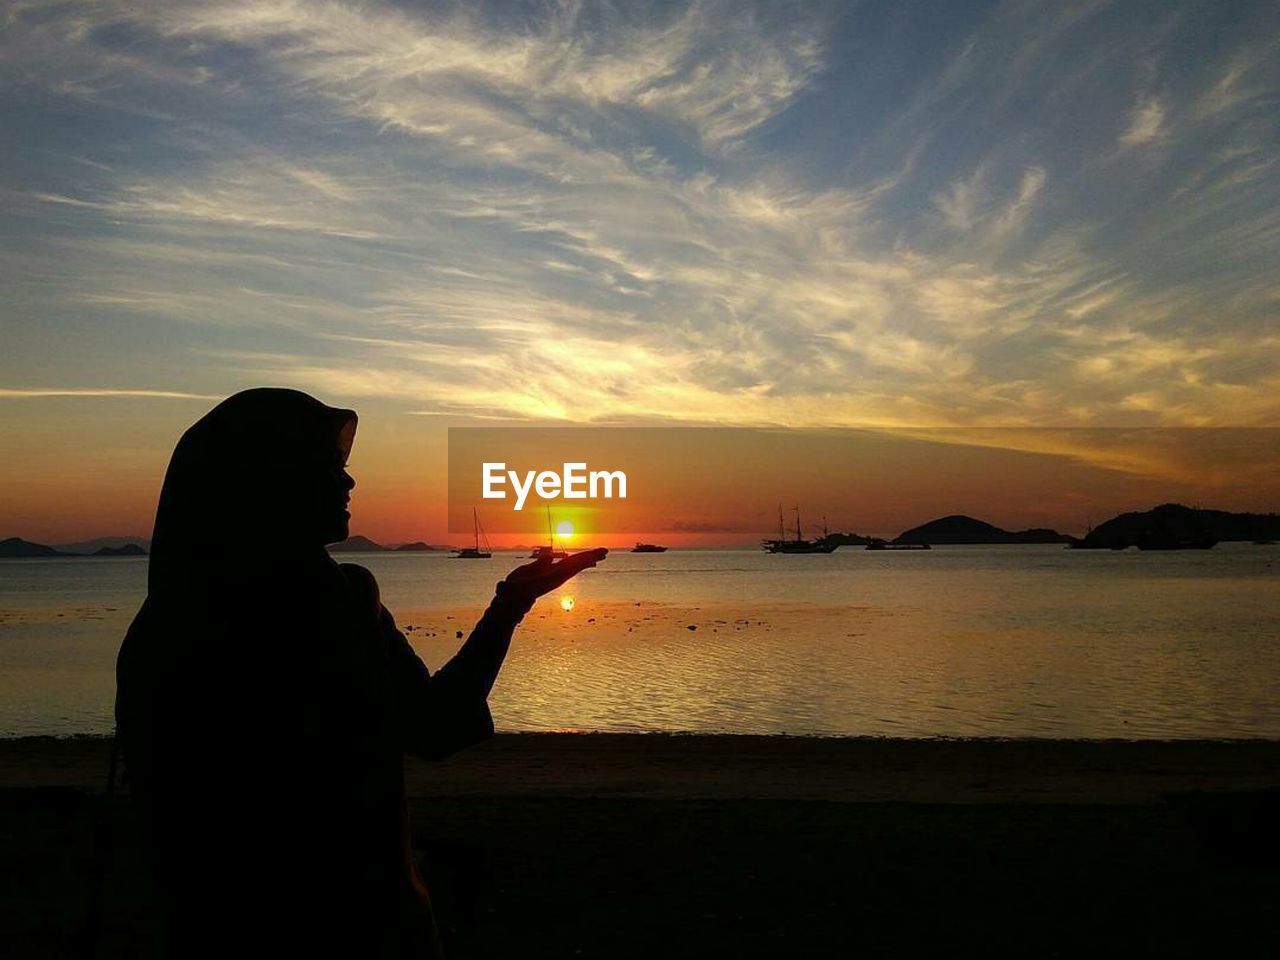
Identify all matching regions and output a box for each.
[4,733,1278,957]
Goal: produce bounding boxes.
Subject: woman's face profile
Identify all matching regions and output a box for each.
[301,446,356,545]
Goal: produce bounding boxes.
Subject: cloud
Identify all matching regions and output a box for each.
[1119,96,1167,147]
[34,158,393,240]
[0,388,219,399]
[933,166,1047,243]
[138,0,826,160]
[932,168,984,233]
[2,0,1278,436]
[991,167,1047,237]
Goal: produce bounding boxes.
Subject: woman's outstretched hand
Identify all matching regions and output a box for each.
[496,548,608,608]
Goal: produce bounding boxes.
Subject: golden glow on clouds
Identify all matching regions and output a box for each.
[4,0,1277,430]
[0,389,219,400]
[2,1,1278,540]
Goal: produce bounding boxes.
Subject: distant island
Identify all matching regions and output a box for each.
[2,533,453,556]
[5,504,1279,558]
[1073,503,1280,550]
[887,504,1280,549]
[893,516,1072,545]
[329,536,454,553]
[3,532,455,557]
[56,536,151,555]
[0,536,148,558]
[94,543,147,557]
[327,535,389,553]
[0,537,65,558]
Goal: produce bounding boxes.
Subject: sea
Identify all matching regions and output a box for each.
[1,544,1277,739]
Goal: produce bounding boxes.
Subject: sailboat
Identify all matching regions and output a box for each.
[762,505,838,554]
[452,508,492,559]
[528,506,568,560]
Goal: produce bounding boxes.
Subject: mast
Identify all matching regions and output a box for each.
[472,507,480,550]
[794,506,801,542]
[546,505,554,551]
[777,503,785,540]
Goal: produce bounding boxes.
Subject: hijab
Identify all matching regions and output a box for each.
[147,387,357,597]
[115,388,403,955]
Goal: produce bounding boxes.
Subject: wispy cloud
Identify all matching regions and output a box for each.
[0,388,219,400]
[2,0,1278,434]
[1119,96,1167,147]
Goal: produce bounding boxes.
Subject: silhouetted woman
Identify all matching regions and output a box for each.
[115,388,604,957]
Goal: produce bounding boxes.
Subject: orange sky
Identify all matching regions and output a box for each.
[4,396,1274,547]
[447,426,1280,547]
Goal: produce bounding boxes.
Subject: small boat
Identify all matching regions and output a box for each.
[866,539,930,551]
[453,508,492,559]
[527,506,568,559]
[631,542,668,553]
[528,544,568,560]
[762,506,838,554]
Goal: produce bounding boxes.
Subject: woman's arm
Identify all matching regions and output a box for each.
[425,583,535,703]
[362,549,606,759]
[374,597,514,761]
[423,548,608,705]
[381,590,528,760]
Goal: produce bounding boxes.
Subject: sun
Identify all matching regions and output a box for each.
[555,520,574,539]
[560,595,575,611]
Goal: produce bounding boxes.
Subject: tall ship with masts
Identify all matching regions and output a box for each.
[528,506,568,560]
[453,508,492,559]
[762,505,838,554]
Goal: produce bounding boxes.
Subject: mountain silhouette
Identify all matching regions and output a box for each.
[326,534,389,553]
[93,543,147,557]
[2,536,151,557]
[56,536,152,554]
[1078,503,1280,549]
[894,516,1070,545]
[0,537,66,557]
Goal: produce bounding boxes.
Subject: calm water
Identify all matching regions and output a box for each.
[1,544,1277,739]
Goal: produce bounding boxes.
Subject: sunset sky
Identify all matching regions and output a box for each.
[2,0,1277,544]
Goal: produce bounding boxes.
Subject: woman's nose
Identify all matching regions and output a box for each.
[342,469,355,491]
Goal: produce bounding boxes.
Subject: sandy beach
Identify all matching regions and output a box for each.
[3,733,1278,957]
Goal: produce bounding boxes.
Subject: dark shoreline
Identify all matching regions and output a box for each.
[5,732,1280,804]
[4,734,1278,957]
